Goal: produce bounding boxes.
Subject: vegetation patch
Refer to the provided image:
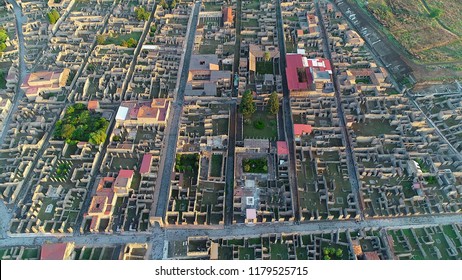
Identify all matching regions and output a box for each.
[243,158,268,173]
[135,6,150,21]
[46,9,60,24]
[54,103,109,145]
[0,71,6,89]
[322,247,343,260]
[256,61,274,75]
[0,27,8,53]
[175,153,200,187]
[210,154,223,177]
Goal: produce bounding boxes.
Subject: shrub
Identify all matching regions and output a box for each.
[254,120,265,130]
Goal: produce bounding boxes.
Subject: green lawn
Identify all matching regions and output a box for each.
[242,157,268,173]
[175,153,200,187]
[37,198,59,221]
[355,77,372,84]
[243,110,277,139]
[103,32,142,46]
[210,154,223,177]
[0,72,6,89]
[352,120,396,136]
[203,2,222,11]
[270,243,289,260]
[239,247,255,260]
[256,61,274,74]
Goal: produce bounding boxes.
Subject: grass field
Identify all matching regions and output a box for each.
[243,110,277,139]
[426,0,462,35]
[103,32,142,46]
[360,0,462,63]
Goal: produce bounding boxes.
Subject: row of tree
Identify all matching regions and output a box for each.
[240,90,279,119]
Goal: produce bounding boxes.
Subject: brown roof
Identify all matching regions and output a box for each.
[40,243,69,260]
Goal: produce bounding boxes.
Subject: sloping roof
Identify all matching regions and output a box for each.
[140,154,153,174]
[293,124,313,136]
[286,54,311,91]
[277,141,289,155]
[118,169,134,178]
[88,100,99,110]
[40,243,68,260]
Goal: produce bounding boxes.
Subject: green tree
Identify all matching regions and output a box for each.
[268,91,279,115]
[0,28,8,52]
[159,0,168,9]
[263,51,271,62]
[429,8,442,19]
[126,37,138,47]
[135,7,150,21]
[96,35,106,45]
[240,90,256,120]
[61,124,75,139]
[89,130,107,145]
[47,9,60,24]
[170,0,177,9]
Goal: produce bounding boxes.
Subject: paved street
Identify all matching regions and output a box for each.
[0,0,27,146]
[275,0,301,221]
[154,1,201,218]
[2,213,462,259]
[315,0,364,219]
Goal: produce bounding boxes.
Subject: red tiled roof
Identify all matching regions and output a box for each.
[277,141,289,155]
[223,7,233,24]
[118,169,134,178]
[294,124,313,136]
[286,54,310,91]
[40,243,68,260]
[88,100,99,110]
[140,154,153,174]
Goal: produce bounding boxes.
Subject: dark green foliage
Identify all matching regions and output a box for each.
[429,8,442,19]
[175,153,200,173]
[253,120,265,130]
[47,9,60,24]
[56,162,71,176]
[121,38,138,48]
[135,7,150,21]
[426,176,437,184]
[0,27,9,52]
[268,91,279,115]
[54,104,109,145]
[242,158,268,173]
[159,0,168,9]
[96,35,106,45]
[322,247,343,260]
[240,90,256,120]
